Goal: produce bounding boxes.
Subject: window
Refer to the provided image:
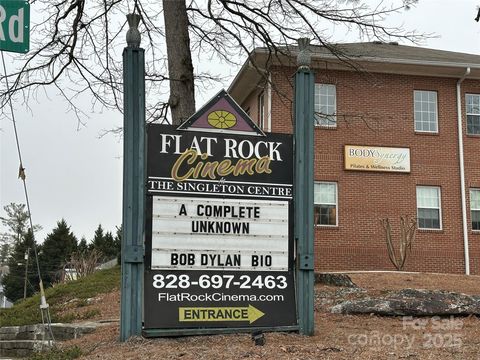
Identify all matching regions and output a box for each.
[466,94,480,135]
[416,186,442,229]
[414,90,438,133]
[314,84,336,127]
[258,92,265,129]
[470,189,480,230]
[314,182,337,226]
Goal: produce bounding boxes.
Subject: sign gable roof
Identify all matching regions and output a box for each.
[177,89,265,136]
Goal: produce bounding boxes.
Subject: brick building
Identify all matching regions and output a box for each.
[228,42,480,275]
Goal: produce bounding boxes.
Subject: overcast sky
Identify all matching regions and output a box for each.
[1,0,480,243]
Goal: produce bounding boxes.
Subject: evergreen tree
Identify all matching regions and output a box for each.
[0,203,41,264]
[90,224,120,261]
[0,203,29,244]
[90,224,104,252]
[0,236,9,266]
[2,230,39,302]
[102,232,117,260]
[39,219,78,287]
[114,225,122,265]
[78,237,89,253]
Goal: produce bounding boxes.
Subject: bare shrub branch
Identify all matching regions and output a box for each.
[63,249,102,281]
[381,215,417,271]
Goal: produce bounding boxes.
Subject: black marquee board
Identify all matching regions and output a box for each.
[143,91,296,335]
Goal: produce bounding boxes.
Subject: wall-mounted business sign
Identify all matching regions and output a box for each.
[144,90,296,333]
[344,145,410,173]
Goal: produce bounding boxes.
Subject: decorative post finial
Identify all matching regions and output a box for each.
[126,13,141,48]
[297,38,311,70]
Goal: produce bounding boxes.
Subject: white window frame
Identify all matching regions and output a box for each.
[416,186,442,230]
[314,181,338,227]
[466,94,480,135]
[470,188,480,231]
[414,90,438,133]
[314,84,336,127]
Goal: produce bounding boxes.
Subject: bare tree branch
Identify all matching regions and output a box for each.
[0,0,425,125]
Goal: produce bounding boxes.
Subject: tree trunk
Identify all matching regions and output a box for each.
[163,0,196,125]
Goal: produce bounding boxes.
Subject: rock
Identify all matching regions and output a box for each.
[315,273,357,288]
[0,322,97,358]
[331,289,480,316]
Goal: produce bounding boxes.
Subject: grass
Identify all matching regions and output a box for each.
[27,345,83,360]
[0,266,120,327]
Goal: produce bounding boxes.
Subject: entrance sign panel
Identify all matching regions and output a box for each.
[144,269,296,329]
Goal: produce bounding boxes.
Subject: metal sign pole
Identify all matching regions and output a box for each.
[294,38,315,335]
[120,13,145,342]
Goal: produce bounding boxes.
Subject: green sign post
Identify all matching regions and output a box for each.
[0,0,29,53]
[294,38,315,335]
[120,13,145,342]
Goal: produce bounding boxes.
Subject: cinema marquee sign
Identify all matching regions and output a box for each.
[144,91,296,333]
[150,196,289,272]
[147,128,292,199]
[344,145,410,173]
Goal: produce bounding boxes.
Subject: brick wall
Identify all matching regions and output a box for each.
[249,66,480,275]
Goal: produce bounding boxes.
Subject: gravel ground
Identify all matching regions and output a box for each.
[58,272,480,360]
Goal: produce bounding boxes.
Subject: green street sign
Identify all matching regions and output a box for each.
[0,0,29,53]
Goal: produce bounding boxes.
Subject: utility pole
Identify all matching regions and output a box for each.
[23,249,29,299]
[120,13,145,341]
[294,38,315,335]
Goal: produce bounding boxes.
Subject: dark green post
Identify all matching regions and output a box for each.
[120,13,145,341]
[294,38,315,335]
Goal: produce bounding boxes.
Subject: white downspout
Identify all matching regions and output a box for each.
[267,72,272,132]
[457,67,470,275]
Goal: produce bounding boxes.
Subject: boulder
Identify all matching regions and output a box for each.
[315,273,357,288]
[331,289,480,316]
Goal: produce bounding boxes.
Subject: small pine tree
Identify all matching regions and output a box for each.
[102,232,117,260]
[3,230,39,302]
[0,203,41,263]
[114,225,122,265]
[90,224,104,252]
[78,237,89,253]
[0,203,30,244]
[90,225,121,262]
[0,239,10,266]
[39,219,78,287]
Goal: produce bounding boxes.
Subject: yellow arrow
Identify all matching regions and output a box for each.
[179,304,265,324]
